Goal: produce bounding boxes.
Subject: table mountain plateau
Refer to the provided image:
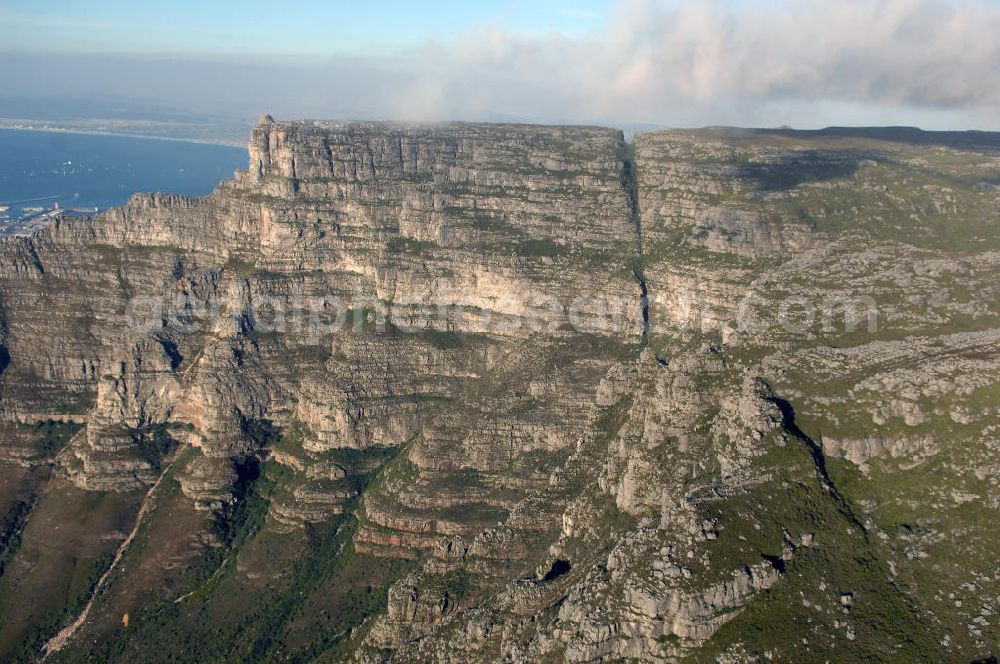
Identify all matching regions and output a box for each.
[1,117,999,662]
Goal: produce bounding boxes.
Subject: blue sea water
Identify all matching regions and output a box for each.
[0,129,247,231]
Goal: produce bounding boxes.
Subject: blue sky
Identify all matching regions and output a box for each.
[0,1,613,55]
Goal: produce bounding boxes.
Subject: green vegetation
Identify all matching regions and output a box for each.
[69,432,414,663]
[386,236,439,254]
[29,420,83,460]
[223,255,258,275]
[131,423,182,470]
[680,417,946,662]
[0,497,35,578]
[3,550,115,664]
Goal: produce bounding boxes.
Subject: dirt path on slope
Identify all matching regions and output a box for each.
[41,461,175,659]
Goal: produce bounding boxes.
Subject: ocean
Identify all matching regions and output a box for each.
[0,129,247,234]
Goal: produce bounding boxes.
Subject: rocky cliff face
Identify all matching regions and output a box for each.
[0,121,998,663]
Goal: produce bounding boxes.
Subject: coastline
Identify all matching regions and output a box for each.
[0,123,248,148]
[0,126,247,235]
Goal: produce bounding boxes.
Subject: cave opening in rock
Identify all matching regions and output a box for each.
[543,559,572,582]
[761,553,786,574]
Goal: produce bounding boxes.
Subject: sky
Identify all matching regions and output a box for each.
[0,1,612,55]
[1,0,998,131]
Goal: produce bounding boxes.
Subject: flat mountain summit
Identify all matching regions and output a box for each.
[1,119,999,662]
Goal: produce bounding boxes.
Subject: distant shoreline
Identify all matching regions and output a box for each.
[0,125,248,236]
[0,124,247,148]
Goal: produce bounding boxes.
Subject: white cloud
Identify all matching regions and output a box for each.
[383,0,1000,126]
[2,0,998,129]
